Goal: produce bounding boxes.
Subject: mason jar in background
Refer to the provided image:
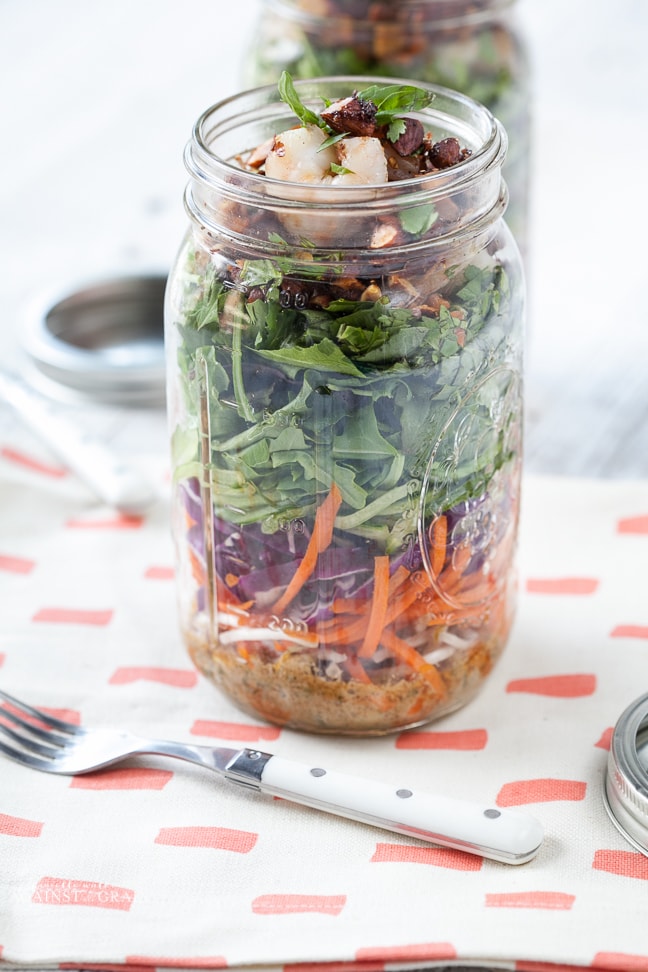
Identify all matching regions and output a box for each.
[165,76,524,734]
[244,0,531,258]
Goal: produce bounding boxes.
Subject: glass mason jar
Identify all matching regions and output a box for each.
[165,77,524,735]
[244,0,531,256]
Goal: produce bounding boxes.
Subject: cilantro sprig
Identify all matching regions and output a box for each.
[356,83,435,141]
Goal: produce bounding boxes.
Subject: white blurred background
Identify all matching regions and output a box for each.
[0,0,646,475]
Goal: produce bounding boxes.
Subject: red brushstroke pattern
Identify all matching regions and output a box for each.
[32,608,113,626]
[525,577,599,595]
[497,778,587,806]
[143,565,175,580]
[1,446,66,477]
[155,826,257,854]
[485,891,575,909]
[396,728,487,750]
[109,667,197,687]
[66,515,144,529]
[0,553,36,574]
[506,674,596,697]
[0,813,43,838]
[610,624,648,640]
[617,515,648,534]
[370,843,482,870]
[593,849,648,880]
[595,727,614,750]
[355,943,457,964]
[592,953,648,970]
[190,719,281,742]
[126,958,227,969]
[70,768,173,790]
[251,894,346,916]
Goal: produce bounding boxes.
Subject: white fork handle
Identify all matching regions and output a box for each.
[224,750,544,865]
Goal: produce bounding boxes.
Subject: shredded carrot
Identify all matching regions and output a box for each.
[225,572,239,587]
[388,564,410,595]
[429,515,448,577]
[188,547,206,586]
[437,544,472,590]
[272,483,343,614]
[380,628,447,697]
[318,620,366,646]
[358,556,391,658]
[383,581,422,626]
[331,596,368,615]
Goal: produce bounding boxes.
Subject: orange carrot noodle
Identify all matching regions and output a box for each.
[358,555,391,658]
[429,515,448,576]
[272,482,343,614]
[380,628,447,697]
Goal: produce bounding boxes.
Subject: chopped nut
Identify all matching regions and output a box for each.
[421,293,451,315]
[390,117,425,157]
[320,95,378,136]
[271,135,286,158]
[334,277,366,300]
[361,282,382,302]
[245,136,275,169]
[428,137,470,169]
[370,221,402,249]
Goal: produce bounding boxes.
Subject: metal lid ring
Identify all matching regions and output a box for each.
[603,692,648,856]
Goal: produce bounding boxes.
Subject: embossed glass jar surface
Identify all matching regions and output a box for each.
[165,78,524,734]
[245,0,531,256]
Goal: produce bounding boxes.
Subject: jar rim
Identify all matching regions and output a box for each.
[259,0,515,30]
[186,75,505,211]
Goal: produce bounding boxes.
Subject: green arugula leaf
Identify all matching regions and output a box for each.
[254,337,364,377]
[278,71,327,129]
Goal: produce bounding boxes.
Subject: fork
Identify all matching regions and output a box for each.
[0,687,543,864]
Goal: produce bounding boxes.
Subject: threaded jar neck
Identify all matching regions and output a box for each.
[261,0,515,30]
[183,77,507,260]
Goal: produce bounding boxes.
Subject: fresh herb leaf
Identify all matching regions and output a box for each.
[386,117,407,142]
[399,203,438,236]
[254,337,364,377]
[317,131,349,152]
[357,83,434,124]
[278,70,327,129]
[330,162,354,175]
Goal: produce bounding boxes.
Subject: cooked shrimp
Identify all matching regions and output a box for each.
[264,125,388,186]
[262,124,389,244]
[264,126,337,183]
[331,136,388,186]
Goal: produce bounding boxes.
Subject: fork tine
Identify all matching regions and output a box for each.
[0,720,63,758]
[0,738,65,773]
[0,704,70,746]
[0,688,82,734]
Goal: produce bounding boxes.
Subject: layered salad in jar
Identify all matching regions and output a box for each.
[167,76,523,734]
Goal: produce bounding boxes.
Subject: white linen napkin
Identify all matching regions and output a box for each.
[1,415,648,972]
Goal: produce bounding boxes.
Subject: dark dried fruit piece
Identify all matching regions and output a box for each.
[320,95,378,136]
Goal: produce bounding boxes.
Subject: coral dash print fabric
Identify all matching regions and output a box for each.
[1,425,648,972]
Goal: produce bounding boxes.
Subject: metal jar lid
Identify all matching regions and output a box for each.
[603,692,648,856]
[22,273,167,406]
